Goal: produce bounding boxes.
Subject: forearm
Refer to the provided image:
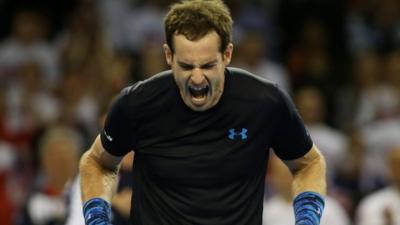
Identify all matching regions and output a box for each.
[79,150,119,203]
[287,146,327,225]
[292,147,327,196]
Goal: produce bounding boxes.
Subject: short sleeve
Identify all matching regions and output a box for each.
[100,87,136,156]
[271,86,313,160]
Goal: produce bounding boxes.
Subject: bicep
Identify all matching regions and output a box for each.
[282,145,325,173]
[278,145,327,195]
[101,89,136,156]
[87,135,124,170]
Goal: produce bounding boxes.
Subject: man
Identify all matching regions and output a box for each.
[79,0,327,225]
[19,125,81,225]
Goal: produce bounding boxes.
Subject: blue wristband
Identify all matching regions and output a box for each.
[83,198,112,225]
[293,191,325,225]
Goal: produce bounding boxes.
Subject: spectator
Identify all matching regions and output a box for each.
[360,117,400,193]
[334,128,367,218]
[139,40,168,80]
[335,50,382,128]
[355,146,400,225]
[0,142,17,225]
[348,49,400,125]
[295,86,347,186]
[347,0,400,55]
[16,125,81,225]
[57,67,101,140]
[378,49,400,119]
[98,0,173,52]
[232,31,291,92]
[57,0,112,77]
[0,8,59,87]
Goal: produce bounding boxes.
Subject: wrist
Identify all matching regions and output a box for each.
[293,191,325,225]
[83,198,112,225]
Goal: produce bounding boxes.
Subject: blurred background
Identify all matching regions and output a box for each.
[0,0,399,224]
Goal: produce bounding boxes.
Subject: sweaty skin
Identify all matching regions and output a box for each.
[80,136,122,203]
[284,144,327,197]
[163,31,233,111]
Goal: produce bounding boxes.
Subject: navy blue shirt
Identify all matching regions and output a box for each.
[101,67,313,225]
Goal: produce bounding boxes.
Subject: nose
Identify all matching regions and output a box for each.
[190,68,205,85]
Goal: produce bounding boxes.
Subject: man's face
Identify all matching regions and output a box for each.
[164,31,233,111]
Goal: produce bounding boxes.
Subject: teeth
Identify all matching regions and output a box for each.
[192,86,205,91]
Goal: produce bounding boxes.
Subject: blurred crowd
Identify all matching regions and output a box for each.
[0,0,399,224]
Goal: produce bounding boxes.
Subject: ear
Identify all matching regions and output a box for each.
[223,43,233,65]
[163,44,173,66]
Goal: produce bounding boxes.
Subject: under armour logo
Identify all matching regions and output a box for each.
[316,208,321,216]
[228,128,248,140]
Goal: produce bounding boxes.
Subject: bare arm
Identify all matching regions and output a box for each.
[79,135,123,203]
[284,144,327,196]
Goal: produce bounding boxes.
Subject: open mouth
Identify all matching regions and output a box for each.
[188,84,209,104]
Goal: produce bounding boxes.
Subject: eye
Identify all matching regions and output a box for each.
[179,63,193,71]
[201,64,216,70]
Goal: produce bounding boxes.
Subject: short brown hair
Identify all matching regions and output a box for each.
[164,0,233,53]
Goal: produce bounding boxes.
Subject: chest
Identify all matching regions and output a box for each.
[132,98,276,184]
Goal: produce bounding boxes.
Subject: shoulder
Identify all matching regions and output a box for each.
[227,67,276,86]
[122,70,174,96]
[226,67,283,103]
[119,70,175,104]
[114,70,175,114]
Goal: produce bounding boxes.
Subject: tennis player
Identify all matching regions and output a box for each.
[79,0,327,224]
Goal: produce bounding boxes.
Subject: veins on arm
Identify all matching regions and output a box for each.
[283,145,327,196]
